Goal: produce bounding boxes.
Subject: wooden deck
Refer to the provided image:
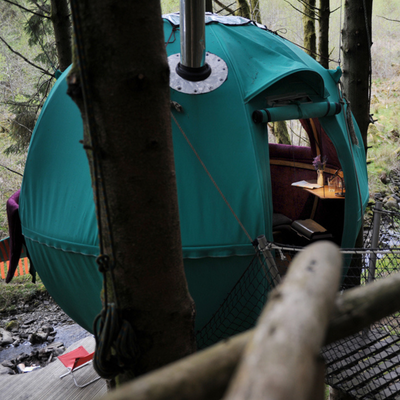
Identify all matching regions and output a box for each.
[323,329,400,399]
[0,336,107,400]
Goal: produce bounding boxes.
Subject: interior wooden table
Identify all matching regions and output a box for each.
[301,186,345,219]
[302,186,345,200]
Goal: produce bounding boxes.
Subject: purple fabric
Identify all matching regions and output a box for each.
[5,190,33,283]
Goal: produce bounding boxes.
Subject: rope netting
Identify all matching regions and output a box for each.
[323,206,400,399]
[196,247,280,349]
[196,205,400,398]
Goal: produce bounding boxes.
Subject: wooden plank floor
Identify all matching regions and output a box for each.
[0,336,107,400]
[323,329,400,399]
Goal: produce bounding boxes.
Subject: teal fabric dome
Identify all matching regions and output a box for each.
[19,15,368,338]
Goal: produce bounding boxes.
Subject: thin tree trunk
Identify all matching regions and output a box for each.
[250,0,261,22]
[206,0,213,12]
[68,0,196,384]
[303,0,317,59]
[341,0,373,151]
[318,0,330,68]
[236,0,251,18]
[272,121,291,144]
[50,0,71,72]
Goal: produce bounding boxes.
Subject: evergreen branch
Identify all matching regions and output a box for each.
[31,0,50,14]
[0,35,53,77]
[377,15,400,23]
[0,0,50,18]
[0,163,23,177]
[8,116,33,134]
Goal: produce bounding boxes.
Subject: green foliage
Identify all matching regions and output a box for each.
[367,77,400,195]
[23,1,57,69]
[161,0,179,14]
[0,274,46,313]
[0,0,56,154]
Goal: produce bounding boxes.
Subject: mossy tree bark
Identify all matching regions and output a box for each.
[342,0,373,151]
[318,0,330,68]
[50,0,71,72]
[67,0,196,384]
[303,0,317,59]
[269,122,291,145]
[236,0,251,18]
[250,0,261,22]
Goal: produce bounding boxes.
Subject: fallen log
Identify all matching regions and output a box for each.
[103,243,400,400]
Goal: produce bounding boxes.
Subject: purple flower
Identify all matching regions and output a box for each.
[313,155,327,171]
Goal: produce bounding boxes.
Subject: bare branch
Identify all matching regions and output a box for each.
[283,0,313,19]
[0,163,23,177]
[0,0,50,18]
[0,36,54,77]
[8,116,33,134]
[214,0,236,15]
[377,15,400,23]
[30,0,50,14]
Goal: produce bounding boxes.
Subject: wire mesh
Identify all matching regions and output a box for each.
[196,205,400,398]
[323,206,400,399]
[196,247,281,349]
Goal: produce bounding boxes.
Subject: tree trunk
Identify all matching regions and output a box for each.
[303,0,317,59]
[50,0,72,72]
[250,0,261,23]
[272,121,291,144]
[318,0,330,68]
[341,0,373,151]
[68,0,196,384]
[236,0,251,18]
[206,0,213,12]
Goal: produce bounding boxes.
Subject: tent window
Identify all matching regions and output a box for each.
[267,120,310,147]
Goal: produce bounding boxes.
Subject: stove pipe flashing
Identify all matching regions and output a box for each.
[176,0,211,82]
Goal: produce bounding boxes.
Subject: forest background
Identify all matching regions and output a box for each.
[0,0,398,241]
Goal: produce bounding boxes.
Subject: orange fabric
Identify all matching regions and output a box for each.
[0,258,29,279]
[0,242,8,263]
[23,258,29,275]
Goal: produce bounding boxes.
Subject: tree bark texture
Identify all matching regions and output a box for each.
[326,268,400,344]
[250,0,261,23]
[303,0,317,59]
[341,0,373,151]
[223,241,342,400]
[318,0,330,68]
[68,0,196,382]
[50,0,71,72]
[272,121,291,144]
[102,265,400,400]
[236,0,251,18]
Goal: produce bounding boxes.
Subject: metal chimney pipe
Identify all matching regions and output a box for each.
[177,0,211,82]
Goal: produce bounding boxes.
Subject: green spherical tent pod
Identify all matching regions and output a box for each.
[19,15,368,346]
